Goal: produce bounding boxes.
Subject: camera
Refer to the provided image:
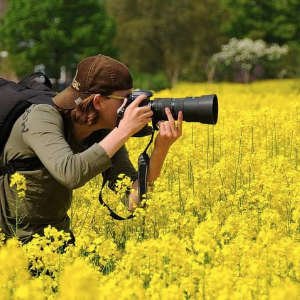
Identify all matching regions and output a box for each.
[117,89,218,136]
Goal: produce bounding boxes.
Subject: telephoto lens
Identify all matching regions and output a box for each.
[150,95,218,125]
[121,90,218,137]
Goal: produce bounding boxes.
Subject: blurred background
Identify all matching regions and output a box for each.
[0,0,299,91]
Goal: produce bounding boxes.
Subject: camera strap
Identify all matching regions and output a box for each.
[138,129,154,199]
[98,129,154,221]
[98,178,134,220]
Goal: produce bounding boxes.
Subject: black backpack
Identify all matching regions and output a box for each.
[0,73,135,221]
[0,72,55,155]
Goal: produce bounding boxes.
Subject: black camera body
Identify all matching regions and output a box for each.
[117,89,218,136]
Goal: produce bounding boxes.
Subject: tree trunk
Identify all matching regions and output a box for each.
[166,64,179,88]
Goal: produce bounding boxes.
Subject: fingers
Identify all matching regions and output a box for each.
[162,108,183,136]
[165,107,176,135]
[142,110,154,118]
[157,121,170,137]
[140,110,153,123]
[128,94,148,108]
[120,96,153,135]
[157,108,183,141]
[123,93,152,116]
[177,110,183,136]
[126,93,152,117]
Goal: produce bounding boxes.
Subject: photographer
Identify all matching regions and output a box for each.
[0,54,182,244]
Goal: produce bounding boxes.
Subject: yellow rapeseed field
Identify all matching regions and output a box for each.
[1,79,300,299]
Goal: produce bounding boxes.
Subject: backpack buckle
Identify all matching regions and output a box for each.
[0,162,16,175]
[6,163,16,175]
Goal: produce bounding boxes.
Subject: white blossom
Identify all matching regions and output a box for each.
[211,38,288,68]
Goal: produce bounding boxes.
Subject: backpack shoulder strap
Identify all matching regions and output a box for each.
[0,75,55,154]
[0,157,43,176]
[0,73,56,175]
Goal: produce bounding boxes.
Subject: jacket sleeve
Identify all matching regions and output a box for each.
[22,104,112,189]
[103,145,138,191]
[82,129,137,191]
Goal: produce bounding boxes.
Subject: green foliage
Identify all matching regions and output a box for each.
[0,0,117,79]
[107,0,226,86]
[222,0,300,44]
[1,0,299,83]
[132,71,170,91]
[282,42,300,77]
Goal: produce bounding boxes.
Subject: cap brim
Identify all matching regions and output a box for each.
[52,86,79,109]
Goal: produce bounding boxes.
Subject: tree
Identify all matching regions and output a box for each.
[221,0,300,77]
[209,38,289,82]
[222,0,300,44]
[0,0,117,80]
[107,0,226,87]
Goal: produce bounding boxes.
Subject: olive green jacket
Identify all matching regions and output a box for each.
[0,104,137,243]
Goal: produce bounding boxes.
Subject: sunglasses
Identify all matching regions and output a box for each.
[106,94,128,101]
[105,90,133,101]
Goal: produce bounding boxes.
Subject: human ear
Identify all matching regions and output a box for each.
[92,94,103,110]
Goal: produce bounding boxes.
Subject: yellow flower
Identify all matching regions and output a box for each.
[9,172,27,199]
[1,79,300,299]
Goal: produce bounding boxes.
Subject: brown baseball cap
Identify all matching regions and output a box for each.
[53,54,133,109]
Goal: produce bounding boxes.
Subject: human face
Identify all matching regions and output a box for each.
[100,89,132,128]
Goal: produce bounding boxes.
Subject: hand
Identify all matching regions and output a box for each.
[118,94,153,137]
[154,108,183,151]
